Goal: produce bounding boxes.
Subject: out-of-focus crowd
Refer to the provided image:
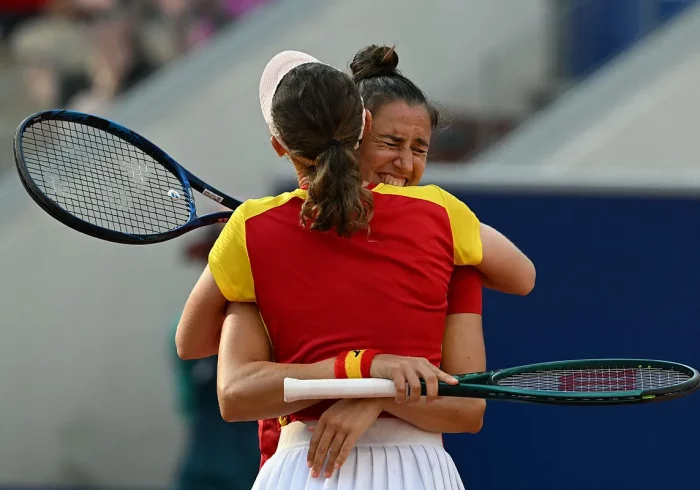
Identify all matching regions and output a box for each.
[0,0,269,112]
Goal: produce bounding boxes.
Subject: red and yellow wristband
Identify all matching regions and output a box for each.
[334,349,381,379]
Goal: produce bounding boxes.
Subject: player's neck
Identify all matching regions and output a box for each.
[292,158,368,189]
[292,160,308,189]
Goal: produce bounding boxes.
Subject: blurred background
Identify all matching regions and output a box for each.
[1,0,699,489]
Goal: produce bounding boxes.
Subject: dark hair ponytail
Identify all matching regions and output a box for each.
[271,63,373,236]
[300,143,373,236]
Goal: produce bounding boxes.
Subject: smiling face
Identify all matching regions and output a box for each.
[358,101,432,187]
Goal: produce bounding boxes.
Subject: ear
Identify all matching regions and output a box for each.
[363,109,372,136]
[270,136,287,157]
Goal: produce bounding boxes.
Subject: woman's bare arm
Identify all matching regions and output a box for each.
[378,312,487,433]
[175,266,227,360]
[216,302,336,422]
[476,223,536,296]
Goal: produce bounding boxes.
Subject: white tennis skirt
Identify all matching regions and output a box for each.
[252,418,465,490]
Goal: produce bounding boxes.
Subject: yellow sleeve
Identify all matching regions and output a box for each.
[207,202,256,302]
[437,187,483,266]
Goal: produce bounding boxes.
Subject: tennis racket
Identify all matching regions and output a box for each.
[14,110,239,245]
[284,359,700,406]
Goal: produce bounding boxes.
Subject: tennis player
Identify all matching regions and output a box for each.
[255,43,509,470]
[177,50,534,489]
[175,45,530,471]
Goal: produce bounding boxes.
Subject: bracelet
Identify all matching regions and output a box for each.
[334,349,382,378]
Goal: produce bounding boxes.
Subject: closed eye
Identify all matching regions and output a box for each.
[379,134,403,147]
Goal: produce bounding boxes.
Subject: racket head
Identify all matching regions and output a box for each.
[487,358,700,405]
[14,110,200,245]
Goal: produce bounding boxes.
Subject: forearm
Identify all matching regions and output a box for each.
[217,358,335,422]
[386,312,487,434]
[380,397,486,433]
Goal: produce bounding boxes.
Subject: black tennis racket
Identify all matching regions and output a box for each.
[284,359,700,406]
[14,110,239,245]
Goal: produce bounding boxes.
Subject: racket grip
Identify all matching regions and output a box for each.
[284,378,398,402]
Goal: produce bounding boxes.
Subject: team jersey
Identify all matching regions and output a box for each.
[209,182,481,448]
[258,418,282,469]
[447,266,482,315]
[256,265,482,468]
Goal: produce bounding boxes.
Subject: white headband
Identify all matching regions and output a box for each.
[259,50,365,152]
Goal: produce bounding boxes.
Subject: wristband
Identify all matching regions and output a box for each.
[360,349,381,378]
[334,349,382,378]
[334,350,351,378]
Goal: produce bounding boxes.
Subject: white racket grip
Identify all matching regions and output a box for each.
[284,378,399,402]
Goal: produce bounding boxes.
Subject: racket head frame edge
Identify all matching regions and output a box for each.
[12,110,230,244]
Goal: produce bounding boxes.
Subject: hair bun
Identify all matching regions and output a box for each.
[350,45,400,82]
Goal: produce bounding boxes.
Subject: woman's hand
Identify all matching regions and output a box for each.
[307,399,384,479]
[370,354,458,404]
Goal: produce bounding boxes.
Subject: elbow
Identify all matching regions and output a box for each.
[217,381,253,423]
[176,332,215,361]
[514,262,536,296]
[177,344,195,361]
[465,415,485,434]
[458,399,487,434]
[503,257,536,296]
[176,337,200,361]
[217,386,241,422]
[174,329,193,360]
[219,403,241,423]
[175,337,190,360]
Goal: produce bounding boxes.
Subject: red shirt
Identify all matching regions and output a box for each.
[256,266,482,468]
[209,184,483,469]
[448,266,482,315]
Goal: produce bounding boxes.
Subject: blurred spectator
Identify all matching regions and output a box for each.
[7,0,92,106]
[0,0,50,41]
[2,0,270,112]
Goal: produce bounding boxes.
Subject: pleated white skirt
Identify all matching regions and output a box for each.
[253,418,465,490]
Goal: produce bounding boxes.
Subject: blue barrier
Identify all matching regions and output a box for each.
[271,182,700,489]
[565,0,698,79]
[567,0,647,79]
[441,191,700,490]
[657,0,697,22]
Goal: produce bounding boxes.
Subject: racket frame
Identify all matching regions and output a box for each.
[14,110,239,245]
[483,358,700,404]
[284,359,700,406]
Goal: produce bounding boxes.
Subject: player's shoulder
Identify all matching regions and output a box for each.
[235,189,306,221]
[372,183,449,206]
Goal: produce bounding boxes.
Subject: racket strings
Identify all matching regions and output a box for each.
[22,120,191,235]
[496,366,691,393]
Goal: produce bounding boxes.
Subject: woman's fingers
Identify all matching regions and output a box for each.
[323,432,348,478]
[391,365,408,404]
[403,367,423,405]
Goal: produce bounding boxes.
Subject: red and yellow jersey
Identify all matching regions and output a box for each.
[258,418,281,469]
[258,266,483,468]
[258,266,482,468]
[209,182,481,365]
[211,183,483,468]
[448,267,482,315]
[210,182,481,436]
[256,266,482,469]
